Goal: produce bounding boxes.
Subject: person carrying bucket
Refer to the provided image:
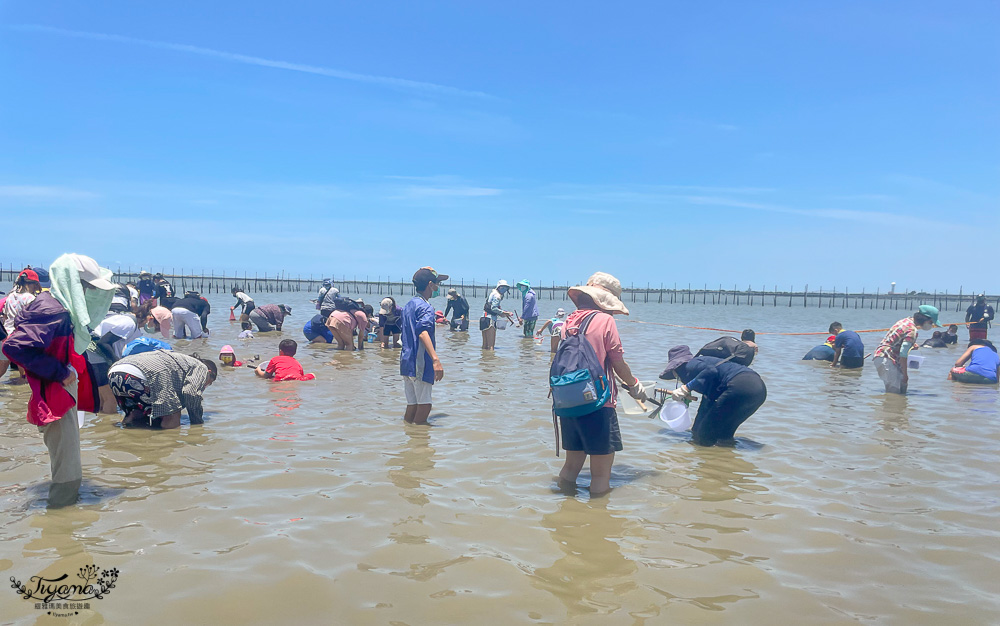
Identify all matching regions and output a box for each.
[552,272,647,495]
[516,280,539,338]
[659,345,767,447]
[480,280,516,350]
[873,305,941,394]
[444,288,470,331]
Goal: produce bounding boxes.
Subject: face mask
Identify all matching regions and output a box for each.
[921,322,933,331]
[431,288,440,298]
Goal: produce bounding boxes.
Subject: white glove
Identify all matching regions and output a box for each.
[671,387,689,402]
[625,379,648,402]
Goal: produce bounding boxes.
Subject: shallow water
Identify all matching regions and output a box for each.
[1,293,998,624]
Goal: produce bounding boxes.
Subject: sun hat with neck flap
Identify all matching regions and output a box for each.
[567,272,629,315]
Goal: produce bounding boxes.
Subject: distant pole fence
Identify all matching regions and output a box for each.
[0,263,992,312]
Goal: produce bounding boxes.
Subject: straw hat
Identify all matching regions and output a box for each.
[567,272,629,315]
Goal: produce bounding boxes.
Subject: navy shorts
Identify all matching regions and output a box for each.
[560,406,622,455]
[841,356,865,369]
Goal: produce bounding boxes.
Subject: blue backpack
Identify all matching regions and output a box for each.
[549,311,611,418]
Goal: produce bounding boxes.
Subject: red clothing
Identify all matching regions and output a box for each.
[265,355,315,381]
[2,292,100,424]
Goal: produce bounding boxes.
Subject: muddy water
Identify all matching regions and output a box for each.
[1,293,998,624]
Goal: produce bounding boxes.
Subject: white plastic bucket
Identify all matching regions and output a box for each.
[618,381,659,416]
[907,354,925,370]
[660,400,693,431]
[494,317,509,330]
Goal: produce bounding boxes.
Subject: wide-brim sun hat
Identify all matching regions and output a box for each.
[69,254,116,290]
[659,345,695,380]
[555,308,566,317]
[447,288,458,299]
[379,297,394,315]
[567,271,629,315]
[496,279,510,289]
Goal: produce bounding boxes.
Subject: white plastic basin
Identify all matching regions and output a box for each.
[660,400,693,431]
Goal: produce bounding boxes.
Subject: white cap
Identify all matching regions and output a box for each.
[70,254,115,290]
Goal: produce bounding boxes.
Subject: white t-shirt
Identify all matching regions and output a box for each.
[2,292,36,335]
[94,314,142,360]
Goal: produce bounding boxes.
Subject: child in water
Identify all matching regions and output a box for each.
[219,345,243,367]
[255,339,316,381]
[534,308,567,353]
[943,324,959,345]
[238,321,254,339]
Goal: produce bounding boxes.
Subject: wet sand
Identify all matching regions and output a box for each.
[1,294,998,623]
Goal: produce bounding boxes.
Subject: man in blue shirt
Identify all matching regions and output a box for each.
[400,267,448,425]
[829,322,865,369]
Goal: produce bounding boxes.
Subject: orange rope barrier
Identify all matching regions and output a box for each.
[624,319,974,336]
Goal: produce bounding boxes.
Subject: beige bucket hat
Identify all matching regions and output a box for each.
[567,272,629,315]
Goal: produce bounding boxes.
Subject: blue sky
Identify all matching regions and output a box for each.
[1,2,997,292]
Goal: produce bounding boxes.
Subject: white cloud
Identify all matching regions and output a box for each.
[0,185,98,200]
[12,24,494,100]
[684,195,953,229]
[401,186,502,198]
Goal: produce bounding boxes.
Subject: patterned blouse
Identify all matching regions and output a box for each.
[874,317,917,364]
